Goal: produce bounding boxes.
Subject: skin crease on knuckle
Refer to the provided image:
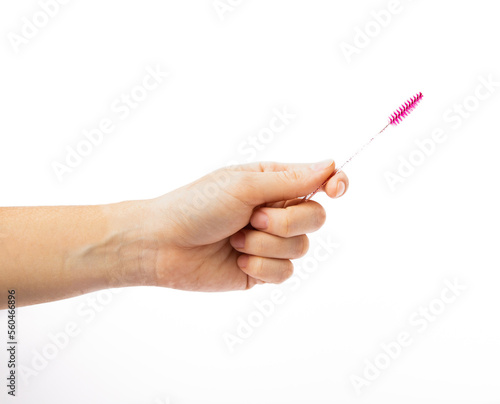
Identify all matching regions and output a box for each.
[268,259,293,284]
[294,234,309,259]
[282,169,302,184]
[283,210,292,238]
[256,232,265,255]
[254,255,266,281]
[251,256,290,284]
[220,171,254,206]
[275,170,301,198]
[282,204,320,238]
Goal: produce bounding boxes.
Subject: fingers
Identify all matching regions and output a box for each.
[230,201,323,284]
[237,254,294,283]
[226,160,347,285]
[226,160,349,205]
[230,229,309,259]
[249,200,326,238]
[231,160,338,205]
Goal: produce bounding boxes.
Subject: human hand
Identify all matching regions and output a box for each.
[139,160,349,292]
[0,160,348,308]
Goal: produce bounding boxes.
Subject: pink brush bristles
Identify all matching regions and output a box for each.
[389,92,423,126]
[301,92,423,203]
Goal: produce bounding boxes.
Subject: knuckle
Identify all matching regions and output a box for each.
[279,260,294,282]
[314,204,327,228]
[254,256,265,279]
[280,169,302,184]
[232,172,259,204]
[284,213,290,237]
[255,233,265,254]
[239,172,256,191]
[274,171,290,189]
[282,211,293,237]
[294,235,309,258]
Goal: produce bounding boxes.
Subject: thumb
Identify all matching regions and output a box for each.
[234,160,336,205]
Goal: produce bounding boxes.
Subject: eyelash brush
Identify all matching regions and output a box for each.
[301,92,423,203]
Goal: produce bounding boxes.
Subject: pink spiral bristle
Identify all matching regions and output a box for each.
[389,92,423,126]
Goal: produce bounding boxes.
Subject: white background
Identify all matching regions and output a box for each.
[1,0,499,403]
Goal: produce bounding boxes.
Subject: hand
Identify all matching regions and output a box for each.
[142,160,349,292]
[0,159,348,307]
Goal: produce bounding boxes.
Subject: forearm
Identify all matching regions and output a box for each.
[0,200,157,308]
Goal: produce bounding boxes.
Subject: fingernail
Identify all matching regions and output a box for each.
[232,231,245,249]
[335,181,346,198]
[251,211,269,229]
[311,159,334,171]
[238,254,249,269]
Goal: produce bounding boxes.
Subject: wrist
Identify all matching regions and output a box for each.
[96,199,160,289]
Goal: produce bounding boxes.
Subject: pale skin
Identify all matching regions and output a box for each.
[0,160,348,309]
